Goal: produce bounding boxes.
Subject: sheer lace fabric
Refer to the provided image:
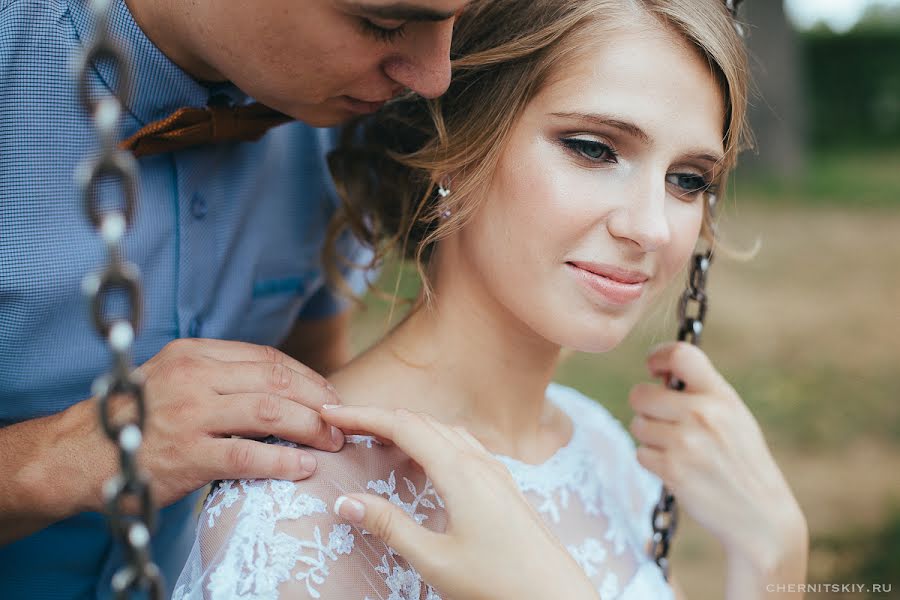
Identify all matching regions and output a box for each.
[173,383,674,600]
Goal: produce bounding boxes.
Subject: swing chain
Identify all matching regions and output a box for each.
[76,0,163,598]
[649,0,746,578]
[648,194,717,581]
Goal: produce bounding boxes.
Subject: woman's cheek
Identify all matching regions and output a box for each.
[661,202,705,284]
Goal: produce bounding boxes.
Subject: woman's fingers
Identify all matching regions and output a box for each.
[419,413,476,455]
[646,341,724,394]
[333,493,444,567]
[628,382,689,423]
[629,413,680,450]
[321,405,458,476]
[452,425,488,453]
[635,445,673,485]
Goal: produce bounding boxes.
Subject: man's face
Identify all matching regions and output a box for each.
[196,0,467,125]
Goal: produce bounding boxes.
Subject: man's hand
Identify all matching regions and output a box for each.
[3,337,345,545]
[120,338,346,506]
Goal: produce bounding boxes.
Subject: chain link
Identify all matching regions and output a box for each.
[76,0,163,597]
[648,192,718,581]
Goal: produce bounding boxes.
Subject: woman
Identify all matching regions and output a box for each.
[174,0,808,598]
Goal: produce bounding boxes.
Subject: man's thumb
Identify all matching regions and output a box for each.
[333,494,439,559]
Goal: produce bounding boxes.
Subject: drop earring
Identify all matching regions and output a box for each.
[437,182,452,218]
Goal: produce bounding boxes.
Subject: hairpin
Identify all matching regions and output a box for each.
[725,0,746,37]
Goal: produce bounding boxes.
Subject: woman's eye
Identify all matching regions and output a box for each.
[360,18,407,42]
[561,138,618,163]
[666,172,713,199]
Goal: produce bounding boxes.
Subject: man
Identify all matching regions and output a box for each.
[0,0,468,597]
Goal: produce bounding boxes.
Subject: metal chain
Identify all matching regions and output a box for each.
[648,1,746,578]
[648,193,718,581]
[75,0,163,597]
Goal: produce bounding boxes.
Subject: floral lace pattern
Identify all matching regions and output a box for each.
[173,383,674,600]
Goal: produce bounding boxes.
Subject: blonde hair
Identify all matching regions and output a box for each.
[326,0,753,305]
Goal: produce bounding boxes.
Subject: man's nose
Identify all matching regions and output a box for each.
[607,177,672,252]
[382,20,453,99]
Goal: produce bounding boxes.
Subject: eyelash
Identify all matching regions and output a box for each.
[359,18,407,42]
[560,137,716,200]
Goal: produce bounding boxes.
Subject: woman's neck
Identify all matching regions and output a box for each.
[331,250,569,461]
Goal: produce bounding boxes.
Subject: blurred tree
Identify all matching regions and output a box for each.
[856,3,900,31]
[738,1,807,177]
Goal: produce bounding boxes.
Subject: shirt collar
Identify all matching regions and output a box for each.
[68,0,248,126]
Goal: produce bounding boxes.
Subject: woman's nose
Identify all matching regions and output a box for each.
[606,178,671,252]
[382,20,453,99]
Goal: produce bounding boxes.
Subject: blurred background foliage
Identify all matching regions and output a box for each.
[349,1,900,597]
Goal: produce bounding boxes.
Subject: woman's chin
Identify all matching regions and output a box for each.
[547,315,635,354]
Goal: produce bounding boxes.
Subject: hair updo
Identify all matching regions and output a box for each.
[325,0,753,302]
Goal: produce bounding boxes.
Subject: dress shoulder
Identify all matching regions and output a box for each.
[173,436,447,600]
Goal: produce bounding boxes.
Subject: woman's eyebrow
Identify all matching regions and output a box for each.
[551,111,652,144]
[344,1,459,21]
[550,111,724,164]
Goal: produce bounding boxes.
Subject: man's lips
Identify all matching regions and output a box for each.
[340,96,387,114]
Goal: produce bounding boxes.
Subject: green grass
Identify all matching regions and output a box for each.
[733,148,900,208]
[814,500,900,594]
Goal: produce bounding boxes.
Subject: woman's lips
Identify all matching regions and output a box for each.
[566,262,647,305]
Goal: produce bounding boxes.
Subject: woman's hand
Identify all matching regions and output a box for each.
[628,341,808,588]
[319,404,601,600]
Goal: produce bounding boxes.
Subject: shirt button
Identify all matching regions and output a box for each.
[191,193,208,220]
[188,317,202,338]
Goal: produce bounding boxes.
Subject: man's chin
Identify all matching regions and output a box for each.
[287,102,360,128]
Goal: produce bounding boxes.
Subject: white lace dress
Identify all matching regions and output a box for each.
[172,383,675,600]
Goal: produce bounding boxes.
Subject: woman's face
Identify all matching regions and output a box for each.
[446,20,726,353]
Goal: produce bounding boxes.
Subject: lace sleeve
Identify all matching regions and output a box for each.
[172,437,448,600]
[629,455,665,548]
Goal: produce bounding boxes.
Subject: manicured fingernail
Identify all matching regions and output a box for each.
[330,426,345,449]
[334,496,365,523]
[322,404,341,410]
[300,453,316,474]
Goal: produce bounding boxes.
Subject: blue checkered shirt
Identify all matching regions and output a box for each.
[0,1,370,597]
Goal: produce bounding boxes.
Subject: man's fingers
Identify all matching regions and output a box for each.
[213,393,344,451]
[210,360,341,410]
[333,493,443,569]
[207,438,319,481]
[190,338,318,377]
